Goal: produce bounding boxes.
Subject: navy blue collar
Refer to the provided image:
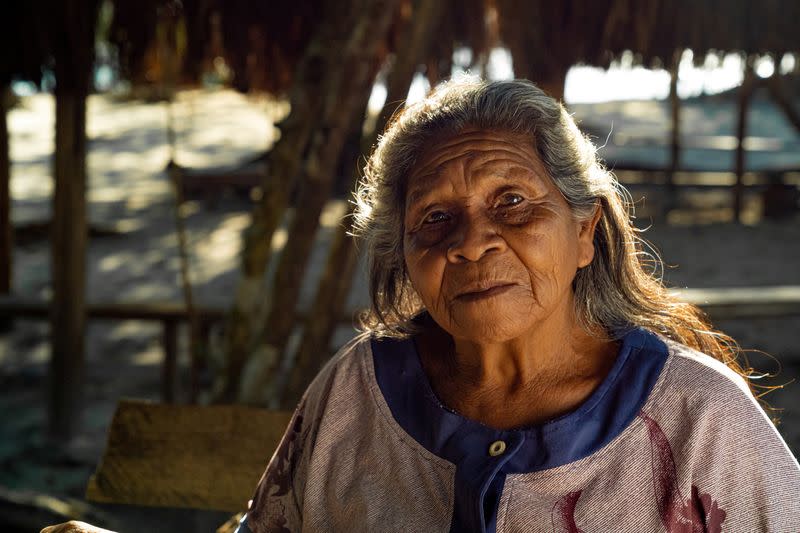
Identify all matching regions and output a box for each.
[372,327,669,531]
[371,327,669,473]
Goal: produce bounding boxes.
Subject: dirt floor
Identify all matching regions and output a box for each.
[1,89,799,532]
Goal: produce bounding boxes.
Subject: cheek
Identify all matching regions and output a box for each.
[513,227,580,286]
[403,237,446,302]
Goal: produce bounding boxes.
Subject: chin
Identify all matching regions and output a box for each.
[443,306,537,344]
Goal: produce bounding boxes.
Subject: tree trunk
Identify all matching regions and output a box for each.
[0,85,11,310]
[282,0,447,409]
[236,0,401,405]
[48,0,99,441]
[217,0,352,402]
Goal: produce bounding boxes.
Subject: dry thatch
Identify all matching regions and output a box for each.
[102,0,800,100]
[5,0,799,92]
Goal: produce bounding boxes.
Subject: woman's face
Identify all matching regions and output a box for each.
[403,129,598,343]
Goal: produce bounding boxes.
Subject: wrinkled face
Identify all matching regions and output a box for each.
[403,129,597,343]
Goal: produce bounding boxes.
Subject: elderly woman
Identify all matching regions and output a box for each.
[42,78,799,533]
[236,78,800,533]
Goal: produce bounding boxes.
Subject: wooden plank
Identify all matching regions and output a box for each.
[86,399,292,512]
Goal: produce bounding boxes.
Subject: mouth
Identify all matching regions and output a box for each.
[455,282,516,302]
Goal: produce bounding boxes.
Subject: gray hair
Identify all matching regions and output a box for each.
[352,77,746,371]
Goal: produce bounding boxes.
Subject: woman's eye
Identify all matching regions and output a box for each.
[497,193,524,207]
[423,211,450,224]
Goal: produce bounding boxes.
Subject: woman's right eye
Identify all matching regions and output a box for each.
[423,211,450,225]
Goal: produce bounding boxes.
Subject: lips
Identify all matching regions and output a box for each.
[455,282,516,302]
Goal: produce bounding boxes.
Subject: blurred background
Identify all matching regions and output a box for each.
[1,0,799,531]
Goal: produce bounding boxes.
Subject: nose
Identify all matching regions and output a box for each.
[446,213,505,263]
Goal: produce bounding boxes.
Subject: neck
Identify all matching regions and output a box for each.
[416,302,618,428]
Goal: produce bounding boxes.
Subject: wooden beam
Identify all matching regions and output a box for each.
[86,400,292,512]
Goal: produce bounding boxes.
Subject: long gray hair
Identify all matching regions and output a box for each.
[353,77,746,374]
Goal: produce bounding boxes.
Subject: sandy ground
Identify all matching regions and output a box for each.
[1,89,799,531]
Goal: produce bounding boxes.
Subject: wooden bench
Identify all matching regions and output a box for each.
[0,296,228,403]
[0,296,361,404]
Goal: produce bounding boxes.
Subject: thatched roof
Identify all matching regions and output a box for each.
[108,0,329,93]
[6,0,799,92]
[496,0,800,82]
[599,0,800,66]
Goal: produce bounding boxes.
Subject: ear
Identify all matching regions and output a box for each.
[576,202,602,268]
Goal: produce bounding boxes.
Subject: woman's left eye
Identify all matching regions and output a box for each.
[497,193,524,207]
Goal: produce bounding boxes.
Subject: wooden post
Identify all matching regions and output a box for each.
[162,320,178,403]
[48,0,100,441]
[50,89,89,439]
[666,50,681,214]
[190,319,211,403]
[734,60,755,223]
[0,84,11,332]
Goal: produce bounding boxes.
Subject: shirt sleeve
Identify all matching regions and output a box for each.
[244,400,310,533]
[679,370,800,531]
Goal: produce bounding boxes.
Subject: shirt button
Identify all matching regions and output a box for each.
[489,440,507,457]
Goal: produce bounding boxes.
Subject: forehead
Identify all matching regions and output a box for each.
[405,129,550,203]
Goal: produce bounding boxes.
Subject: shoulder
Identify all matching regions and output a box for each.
[637,338,800,529]
[655,338,753,408]
[642,336,797,469]
[644,337,769,436]
[291,332,379,439]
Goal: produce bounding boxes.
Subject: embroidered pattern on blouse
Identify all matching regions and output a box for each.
[250,402,306,533]
[551,413,726,533]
